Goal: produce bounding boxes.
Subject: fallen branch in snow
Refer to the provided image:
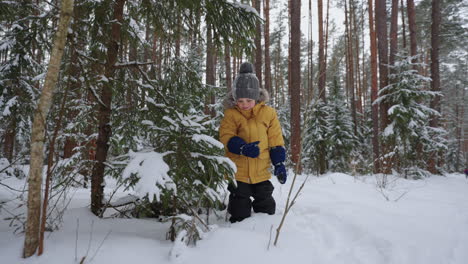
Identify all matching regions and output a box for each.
[273,172,310,246]
[98,180,128,218]
[273,90,325,247]
[178,197,210,231]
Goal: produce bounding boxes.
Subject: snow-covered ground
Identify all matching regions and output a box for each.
[1,172,467,264]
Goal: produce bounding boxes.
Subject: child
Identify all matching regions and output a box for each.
[219,62,287,223]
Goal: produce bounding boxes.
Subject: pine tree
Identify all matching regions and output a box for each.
[303,99,328,174]
[326,77,357,172]
[377,56,446,178]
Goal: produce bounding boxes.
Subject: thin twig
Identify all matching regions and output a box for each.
[85,220,94,258]
[0,181,25,192]
[274,87,326,246]
[75,218,79,262]
[177,197,210,231]
[88,230,112,263]
[267,224,273,251]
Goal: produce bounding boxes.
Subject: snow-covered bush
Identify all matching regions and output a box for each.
[111,58,235,244]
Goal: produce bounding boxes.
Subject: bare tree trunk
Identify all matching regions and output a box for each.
[368,0,380,173]
[400,0,407,50]
[407,0,417,62]
[324,0,330,68]
[254,0,263,88]
[428,0,441,174]
[3,119,16,162]
[375,0,390,173]
[91,0,126,216]
[225,43,232,92]
[23,0,74,257]
[289,0,301,171]
[38,70,72,256]
[345,0,357,134]
[263,0,272,95]
[317,0,326,101]
[175,8,181,58]
[389,0,399,68]
[351,0,363,116]
[205,23,215,116]
[307,0,314,103]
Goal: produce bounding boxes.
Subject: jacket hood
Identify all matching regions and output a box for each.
[222,88,270,109]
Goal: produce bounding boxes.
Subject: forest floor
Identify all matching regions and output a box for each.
[1,171,468,264]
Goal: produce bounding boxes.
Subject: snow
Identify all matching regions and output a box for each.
[192,134,224,149]
[1,172,468,264]
[121,151,173,202]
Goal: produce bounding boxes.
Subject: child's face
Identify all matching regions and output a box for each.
[236,98,256,110]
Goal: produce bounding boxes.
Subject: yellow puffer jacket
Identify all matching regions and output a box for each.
[219,90,285,184]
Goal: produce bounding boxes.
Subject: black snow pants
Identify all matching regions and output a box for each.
[227,180,275,223]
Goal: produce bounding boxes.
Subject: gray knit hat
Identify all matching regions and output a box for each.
[233,62,260,101]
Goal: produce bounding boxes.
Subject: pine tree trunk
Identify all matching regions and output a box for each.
[3,119,16,162]
[375,0,390,173]
[254,0,262,87]
[389,0,399,68]
[317,0,326,101]
[351,0,363,115]
[289,0,301,171]
[400,0,407,49]
[263,0,272,95]
[345,0,357,134]
[428,0,441,174]
[368,0,380,173]
[23,0,74,257]
[407,0,417,61]
[205,23,215,117]
[91,0,126,216]
[307,0,313,103]
[225,43,232,92]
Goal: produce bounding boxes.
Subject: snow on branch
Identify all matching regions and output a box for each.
[122,151,174,202]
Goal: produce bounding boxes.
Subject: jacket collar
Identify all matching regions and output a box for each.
[235,101,265,119]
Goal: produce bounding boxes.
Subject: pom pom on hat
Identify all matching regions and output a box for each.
[239,62,254,74]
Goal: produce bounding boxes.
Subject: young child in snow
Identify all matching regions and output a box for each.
[219,62,287,223]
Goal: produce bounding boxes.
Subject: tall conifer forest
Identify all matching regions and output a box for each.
[0,0,467,258]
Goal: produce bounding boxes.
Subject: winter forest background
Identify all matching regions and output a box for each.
[0,0,467,261]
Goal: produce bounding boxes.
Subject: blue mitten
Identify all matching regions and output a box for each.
[274,163,287,184]
[227,137,260,158]
[270,146,287,184]
[227,136,246,155]
[241,141,260,158]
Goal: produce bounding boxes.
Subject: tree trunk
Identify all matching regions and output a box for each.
[205,23,215,117]
[225,43,232,92]
[375,0,390,173]
[307,0,313,103]
[317,0,326,101]
[91,0,126,216]
[389,0,399,68]
[345,0,357,134]
[23,0,74,257]
[289,0,301,171]
[263,0,272,95]
[351,0,363,116]
[407,0,417,62]
[400,0,407,50]
[428,0,441,174]
[254,0,263,88]
[3,119,16,162]
[368,0,380,173]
